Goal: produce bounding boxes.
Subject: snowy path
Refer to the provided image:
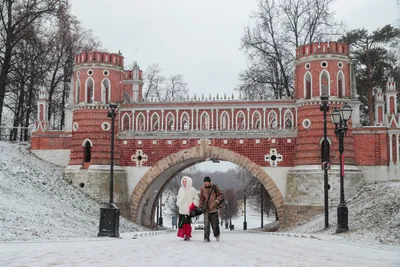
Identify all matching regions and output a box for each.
[0,230,399,267]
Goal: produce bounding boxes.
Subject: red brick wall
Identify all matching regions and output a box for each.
[119,137,296,167]
[353,128,388,166]
[296,103,355,165]
[69,108,120,165]
[31,132,71,150]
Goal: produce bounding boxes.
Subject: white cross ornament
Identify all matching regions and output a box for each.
[131,149,148,166]
[264,148,283,167]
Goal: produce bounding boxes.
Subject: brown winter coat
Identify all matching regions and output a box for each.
[199,183,224,213]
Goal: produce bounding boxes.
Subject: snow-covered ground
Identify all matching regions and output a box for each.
[1,231,399,267]
[0,141,143,242]
[290,181,400,247]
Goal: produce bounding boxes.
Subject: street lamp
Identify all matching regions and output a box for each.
[98,103,120,237]
[320,95,330,229]
[260,183,264,229]
[330,103,352,233]
[225,201,229,229]
[243,189,247,230]
[159,193,164,227]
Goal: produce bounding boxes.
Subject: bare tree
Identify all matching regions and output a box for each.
[164,74,188,100]
[143,63,165,100]
[239,0,342,100]
[219,188,239,224]
[0,0,61,126]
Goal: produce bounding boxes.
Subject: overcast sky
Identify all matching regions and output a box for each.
[69,0,400,171]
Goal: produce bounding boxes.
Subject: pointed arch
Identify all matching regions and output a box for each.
[101,78,111,104]
[252,111,261,130]
[319,70,330,97]
[200,111,210,130]
[220,111,230,130]
[75,78,81,104]
[136,112,146,131]
[283,110,294,129]
[180,112,190,131]
[121,113,131,131]
[304,72,312,99]
[268,110,278,129]
[236,111,245,130]
[82,139,93,163]
[166,112,175,131]
[337,71,345,98]
[85,77,95,103]
[151,113,160,131]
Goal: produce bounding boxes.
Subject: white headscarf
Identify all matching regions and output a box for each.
[176,176,199,215]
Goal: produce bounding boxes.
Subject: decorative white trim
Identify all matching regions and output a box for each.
[103,70,109,76]
[252,110,262,130]
[303,71,312,99]
[337,70,345,97]
[123,140,128,145]
[264,148,283,167]
[85,77,95,103]
[320,61,328,68]
[166,111,175,131]
[151,113,160,131]
[319,70,330,97]
[136,112,146,131]
[73,122,79,131]
[200,111,210,130]
[87,69,94,76]
[223,140,228,144]
[101,78,111,104]
[82,139,93,147]
[152,140,157,145]
[302,119,311,129]
[305,63,310,70]
[338,62,343,69]
[267,110,278,129]
[220,111,230,130]
[131,150,148,166]
[121,113,131,131]
[101,122,110,131]
[235,111,246,130]
[283,109,294,129]
[239,139,244,144]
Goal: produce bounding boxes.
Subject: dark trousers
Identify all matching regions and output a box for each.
[204,211,220,239]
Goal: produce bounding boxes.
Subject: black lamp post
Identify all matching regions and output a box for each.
[98,103,120,237]
[243,189,247,230]
[330,103,352,233]
[159,194,163,227]
[320,96,330,229]
[260,183,264,229]
[225,201,229,229]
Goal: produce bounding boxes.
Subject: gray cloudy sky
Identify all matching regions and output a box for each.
[70,0,399,98]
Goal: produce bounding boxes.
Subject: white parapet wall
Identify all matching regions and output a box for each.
[124,166,151,198]
[360,166,400,183]
[31,149,70,167]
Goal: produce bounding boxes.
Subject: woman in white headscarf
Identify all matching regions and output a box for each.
[176,176,199,241]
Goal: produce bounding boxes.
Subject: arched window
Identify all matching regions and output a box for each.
[304,72,312,99]
[166,112,175,131]
[337,71,345,98]
[83,140,92,162]
[236,111,245,130]
[121,114,130,131]
[101,78,111,104]
[268,110,278,129]
[252,111,261,130]
[85,78,94,103]
[181,112,190,131]
[220,111,230,130]
[136,113,145,131]
[284,110,294,129]
[200,112,210,130]
[75,79,81,103]
[151,113,160,131]
[320,70,330,97]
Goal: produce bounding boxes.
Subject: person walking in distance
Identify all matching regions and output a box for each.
[176,176,199,241]
[199,176,224,242]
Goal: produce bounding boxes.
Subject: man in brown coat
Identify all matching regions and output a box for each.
[199,176,224,242]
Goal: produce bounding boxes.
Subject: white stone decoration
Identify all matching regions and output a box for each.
[87,69,94,76]
[239,139,244,144]
[264,148,283,167]
[101,122,110,131]
[223,140,228,144]
[103,70,109,76]
[287,139,292,143]
[182,140,187,145]
[305,63,310,70]
[131,150,148,166]
[152,140,157,145]
[302,119,311,129]
[198,140,201,145]
[72,122,78,131]
[208,140,212,145]
[255,139,260,144]
[271,139,276,144]
[138,140,142,145]
[123,140,128,145]
[338,62,343,69]
[76,71,80,78]
[320,61,328,68]
[167,140,172,145]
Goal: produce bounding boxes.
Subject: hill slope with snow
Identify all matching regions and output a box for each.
[0,141,143,241]
[290,181,400,246]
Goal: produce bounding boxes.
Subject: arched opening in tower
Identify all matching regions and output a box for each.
[84,141,91,163]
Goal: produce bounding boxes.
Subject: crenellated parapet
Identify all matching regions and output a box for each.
[296,41,349,60]
[74,51,124,68]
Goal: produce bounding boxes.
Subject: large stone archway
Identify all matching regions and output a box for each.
[130,143,284,228]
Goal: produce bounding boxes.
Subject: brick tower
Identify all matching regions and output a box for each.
[285,42,363,223]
